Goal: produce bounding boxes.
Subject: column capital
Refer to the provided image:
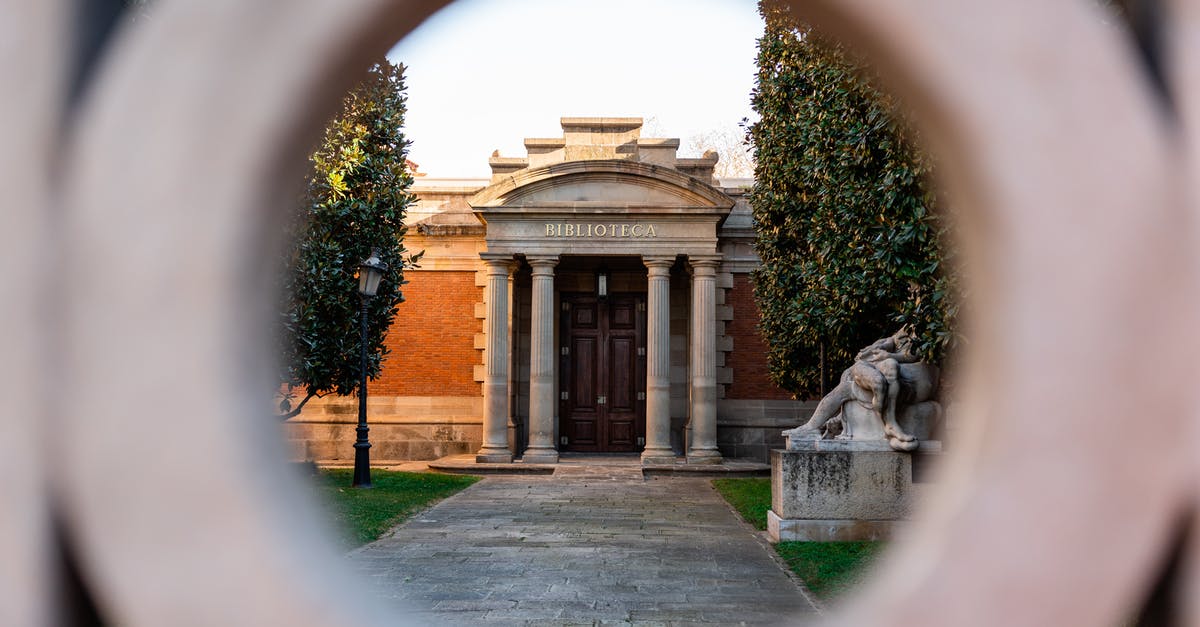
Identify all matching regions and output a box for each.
[525,254,559,269]
[480,253,516,274]
[642,255,675,271]
[688,254,723,274]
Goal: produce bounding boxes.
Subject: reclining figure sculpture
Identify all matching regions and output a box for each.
[783,328,942,452]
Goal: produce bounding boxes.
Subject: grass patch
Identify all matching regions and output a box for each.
[315,469,479,547]
[712,477,772,530]
[712,477,884,600]
[775,541,884,599]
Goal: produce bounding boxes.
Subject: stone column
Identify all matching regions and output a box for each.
[641,256,676,464]
[687,255,723,464]
[506,270,517,454]
[477,254,515,463]
[523,255,559,464]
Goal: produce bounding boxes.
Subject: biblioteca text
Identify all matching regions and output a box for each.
[544,223,658,238]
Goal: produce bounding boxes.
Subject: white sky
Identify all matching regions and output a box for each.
[387,0,763,178]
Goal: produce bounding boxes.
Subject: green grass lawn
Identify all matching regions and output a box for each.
[712,477,772,530]
[713,477,884,600]
[774,540,885,599]
[314,469,479,547]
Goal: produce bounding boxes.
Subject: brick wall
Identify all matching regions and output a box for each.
[374,270,481,396]
[725,273,793,400]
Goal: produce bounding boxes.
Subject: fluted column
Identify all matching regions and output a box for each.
[642,256,676,464]
[477,254,515,463]
[687,255,723,464]
[523,255,559,463]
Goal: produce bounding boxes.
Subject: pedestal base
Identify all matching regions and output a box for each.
[770,445,916,542]
[476,449,513,463]
[641,448,677,465]
[521,448,559,464]
[686,449,723,465]
[767,510,901,542]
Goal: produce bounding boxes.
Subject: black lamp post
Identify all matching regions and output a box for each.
[353,248,387,488]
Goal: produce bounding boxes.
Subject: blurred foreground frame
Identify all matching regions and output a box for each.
[2,0,1197,625]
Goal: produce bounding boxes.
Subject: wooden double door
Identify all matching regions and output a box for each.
[559,293,647,453]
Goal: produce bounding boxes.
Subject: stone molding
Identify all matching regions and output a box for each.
[472,159,735,210]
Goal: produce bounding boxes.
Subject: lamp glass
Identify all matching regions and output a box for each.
[597,270,608,297]
[359,267,383,296]
[358,250,387,297]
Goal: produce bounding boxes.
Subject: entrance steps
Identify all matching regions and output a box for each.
[426,453,768,478]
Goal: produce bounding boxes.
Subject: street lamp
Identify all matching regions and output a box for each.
[353,248,388,488]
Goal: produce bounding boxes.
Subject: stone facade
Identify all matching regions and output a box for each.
[286,118,805,464]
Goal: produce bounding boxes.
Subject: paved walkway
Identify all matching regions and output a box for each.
[349,464,819,625]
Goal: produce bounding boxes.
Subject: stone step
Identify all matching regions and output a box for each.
[427,453,768,478]
[285,413,481,425]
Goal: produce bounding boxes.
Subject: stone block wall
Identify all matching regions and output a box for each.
[715,399,816,463]
[285,396,482,464]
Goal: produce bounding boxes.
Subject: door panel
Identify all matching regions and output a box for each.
[569,335,599,447]
[611,300,636,329]
[609,337,635,411]
[560,293,646,452]
[573,300,598,329]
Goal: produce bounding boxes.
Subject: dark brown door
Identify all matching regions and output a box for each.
[559,293,646,452]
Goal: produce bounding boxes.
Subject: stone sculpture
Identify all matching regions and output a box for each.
[783,328,942,452]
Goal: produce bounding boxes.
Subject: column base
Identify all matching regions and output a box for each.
[521,448,559,464]
[475,448,513,463]
[686,449,723,465]
[641,448,677,465]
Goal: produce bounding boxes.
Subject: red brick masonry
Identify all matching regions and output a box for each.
[375,270,481,396]
[725,273,793,400]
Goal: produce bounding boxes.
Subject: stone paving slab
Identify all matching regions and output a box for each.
[349,465,818,625]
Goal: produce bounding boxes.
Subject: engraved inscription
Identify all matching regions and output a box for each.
[544,223,658,238]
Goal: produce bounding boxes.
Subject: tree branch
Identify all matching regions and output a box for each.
[276,391,318,420]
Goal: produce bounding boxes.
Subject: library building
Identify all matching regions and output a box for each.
[286,118,808,466]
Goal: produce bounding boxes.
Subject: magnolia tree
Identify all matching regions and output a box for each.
[747,0,959,398]
[277,59,421,417]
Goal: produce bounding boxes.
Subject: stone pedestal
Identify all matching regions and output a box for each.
[768,439,919,542]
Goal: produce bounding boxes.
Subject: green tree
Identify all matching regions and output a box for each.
[747,1,958,398]
[278,59,421,416]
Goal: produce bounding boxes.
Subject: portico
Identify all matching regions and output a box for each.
[287,117,806,468]
[470,120,734,464]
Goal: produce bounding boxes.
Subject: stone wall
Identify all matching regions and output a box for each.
[285,395,482,463]
[715,399,816,463]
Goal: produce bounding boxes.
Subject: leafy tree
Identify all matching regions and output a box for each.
[747,0,958,398]
[277,59,421,416]
[686,125,756,178]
